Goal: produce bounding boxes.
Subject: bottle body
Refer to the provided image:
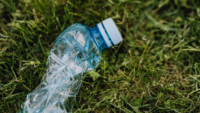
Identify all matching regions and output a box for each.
[20,23,106,113]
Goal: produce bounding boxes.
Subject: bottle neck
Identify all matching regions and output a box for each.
[88,26,107,51]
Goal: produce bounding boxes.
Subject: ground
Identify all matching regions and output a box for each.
[0,0,200,112]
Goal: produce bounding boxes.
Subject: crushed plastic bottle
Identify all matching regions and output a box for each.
[19,18,123,113]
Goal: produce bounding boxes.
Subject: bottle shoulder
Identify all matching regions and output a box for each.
[49,23,101,71]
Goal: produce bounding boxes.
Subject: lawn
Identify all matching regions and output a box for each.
[1,0,200,112]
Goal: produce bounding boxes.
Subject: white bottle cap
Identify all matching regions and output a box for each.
[97,18,123,48]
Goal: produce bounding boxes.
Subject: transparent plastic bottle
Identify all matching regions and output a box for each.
[19,18,122,113]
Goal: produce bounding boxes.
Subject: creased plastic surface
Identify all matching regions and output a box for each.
[20,23,102,113]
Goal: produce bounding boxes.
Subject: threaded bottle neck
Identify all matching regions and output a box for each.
[88,26,107,51]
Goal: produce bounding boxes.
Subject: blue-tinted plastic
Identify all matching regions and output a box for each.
[19,23,107,113]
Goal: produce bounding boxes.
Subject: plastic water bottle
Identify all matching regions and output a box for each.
[20,18,123,113]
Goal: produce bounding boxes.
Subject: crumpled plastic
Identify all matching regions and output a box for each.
[19,23,102,113]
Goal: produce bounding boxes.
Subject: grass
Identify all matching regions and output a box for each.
[0,0,200,112]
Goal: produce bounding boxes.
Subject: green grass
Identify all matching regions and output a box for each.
[0,0,200,112]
